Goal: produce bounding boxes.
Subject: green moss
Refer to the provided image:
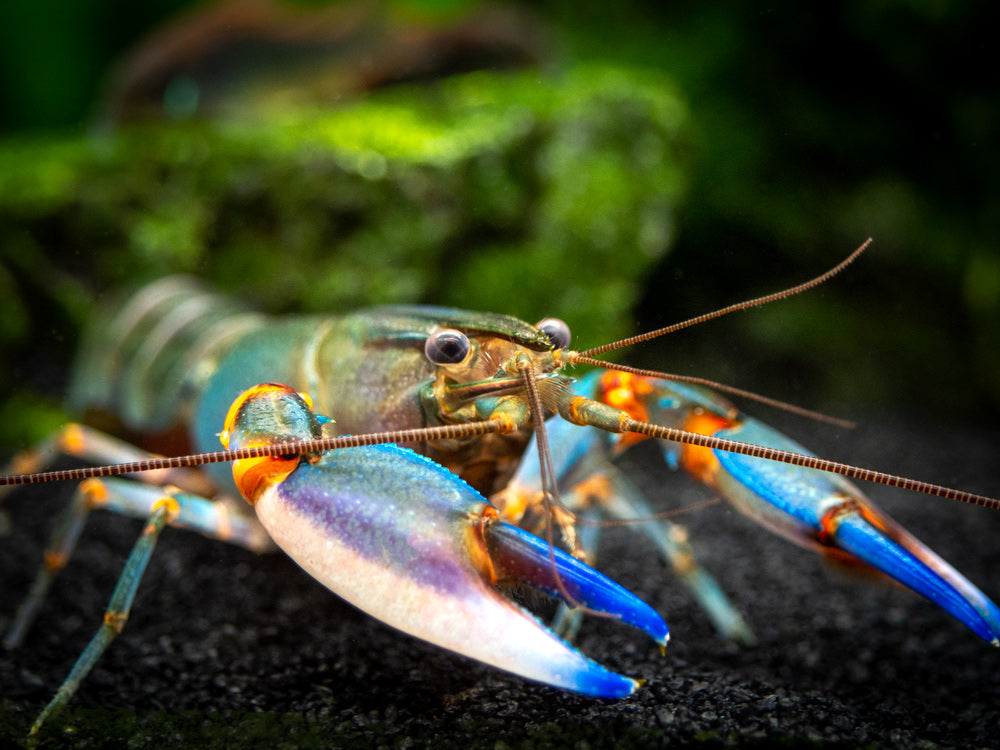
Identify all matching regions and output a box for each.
[0,64,688,450]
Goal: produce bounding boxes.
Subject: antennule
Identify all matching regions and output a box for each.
[570,356,856,429]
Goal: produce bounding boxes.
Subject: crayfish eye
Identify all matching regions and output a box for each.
[425,328,472,365]
[536,318,571,350]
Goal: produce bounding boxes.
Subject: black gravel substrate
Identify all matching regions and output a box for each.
[2,416,998,749]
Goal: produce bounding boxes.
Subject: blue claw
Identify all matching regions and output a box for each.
[486,521,670,647]
[222,384,667,698]
[834,514,1000,645]
[714,418,1000,645]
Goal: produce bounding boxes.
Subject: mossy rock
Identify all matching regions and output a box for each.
[0,64,688,448]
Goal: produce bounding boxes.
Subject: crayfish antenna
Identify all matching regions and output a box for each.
[0,422,511,487]
[515,357,623,622]
[567,239,874,430]
[619,416,1000,511]
[579,238,872,358]
[569,356,857,429]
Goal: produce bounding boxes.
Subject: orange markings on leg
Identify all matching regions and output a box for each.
[103,611,129,633]
[152,494,180,520]
[817,497,892,547]
[468,505,501,585]
[143,494,180,534]
[818,498,861,545]
[43,550,68,573]
[59,424,86,455]
[80,478,109,507]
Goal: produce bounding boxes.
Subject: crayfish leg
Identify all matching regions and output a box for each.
[21,480,267,736]
[4,428,272,650]
[493,405,755,644]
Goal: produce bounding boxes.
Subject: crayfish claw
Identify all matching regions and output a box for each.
[709,418,1000,645]
[224,384,666,698]
[484,520,669,648]
[830,507,1000,645]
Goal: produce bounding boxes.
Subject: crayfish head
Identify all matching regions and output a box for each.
[423,316,573,429]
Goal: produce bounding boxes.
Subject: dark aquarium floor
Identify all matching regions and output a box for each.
[2,417,998,749]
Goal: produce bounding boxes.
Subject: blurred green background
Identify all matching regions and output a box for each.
[0,0,997,451]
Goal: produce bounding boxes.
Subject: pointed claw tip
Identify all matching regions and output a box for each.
[645,617,669,649]
[615,677,641,697]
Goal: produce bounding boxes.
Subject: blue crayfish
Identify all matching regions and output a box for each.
[2,240,997,736]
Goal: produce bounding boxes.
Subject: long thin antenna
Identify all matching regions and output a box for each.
[4,416,995,510]
[570,356,856,429]
[622,417,1000,511]
[0,421,508,487]
[581,238,872,358]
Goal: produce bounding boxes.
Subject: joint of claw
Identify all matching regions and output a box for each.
[817,496,864,545]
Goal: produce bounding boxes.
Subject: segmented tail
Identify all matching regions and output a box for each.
[69,277,263,432]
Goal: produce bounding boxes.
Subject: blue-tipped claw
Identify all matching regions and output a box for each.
[486,520,670,648]
[224,383,667,699]
[833,513,1000,645]
[714,417,1000,645]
